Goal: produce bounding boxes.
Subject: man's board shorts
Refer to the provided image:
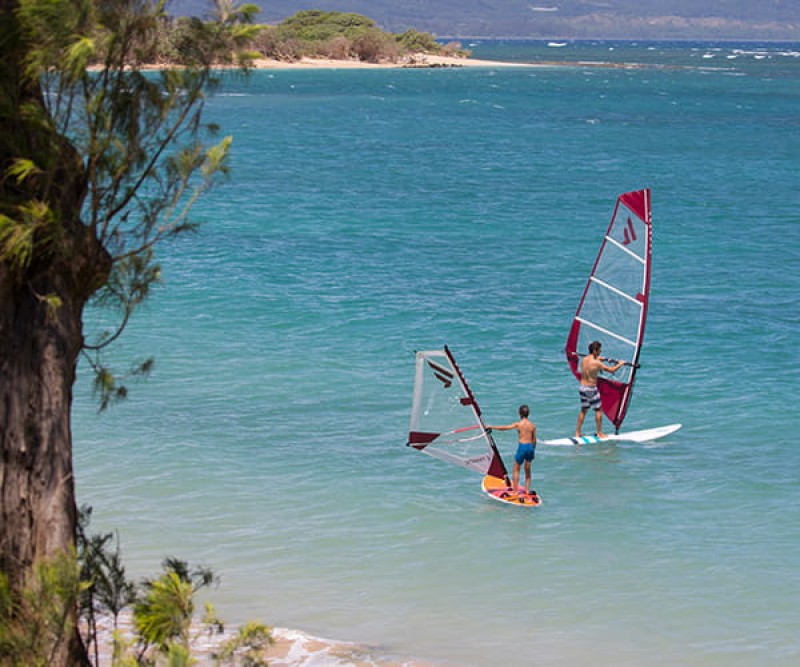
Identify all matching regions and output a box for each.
[515,443,536,465]
[579,385,602,410]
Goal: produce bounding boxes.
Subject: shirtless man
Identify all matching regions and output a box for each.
[576,341,625,439]
[488,405,537,496]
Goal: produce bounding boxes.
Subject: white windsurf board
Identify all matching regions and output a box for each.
[540,423,682,446]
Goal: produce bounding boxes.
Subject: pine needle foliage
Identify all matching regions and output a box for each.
[2,0,260,409]
[0,552,85,667]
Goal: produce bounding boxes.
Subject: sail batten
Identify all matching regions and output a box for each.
[605,235,647,263]
[589,276,644,304]
[575,316,638,347]
[566,189,652,432]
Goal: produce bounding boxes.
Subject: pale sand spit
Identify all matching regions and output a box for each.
[250,53,530,69]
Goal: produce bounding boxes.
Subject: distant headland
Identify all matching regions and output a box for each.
[121,9,483,69]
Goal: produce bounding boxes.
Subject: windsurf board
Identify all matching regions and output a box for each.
[481,475,541,507]
[540,423,682,446]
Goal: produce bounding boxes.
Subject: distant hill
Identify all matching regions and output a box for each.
[165,0,800,40]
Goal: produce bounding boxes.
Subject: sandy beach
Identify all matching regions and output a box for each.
[101,52,647,73]
[245,53,654,71]
[249,53,530,70]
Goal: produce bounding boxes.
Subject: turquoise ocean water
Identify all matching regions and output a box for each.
[73,41,800,666]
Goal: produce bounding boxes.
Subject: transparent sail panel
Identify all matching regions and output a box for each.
[409,349,505,477]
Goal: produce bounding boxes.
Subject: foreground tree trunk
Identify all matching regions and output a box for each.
[0,273,92,666]
[1,2,106,663]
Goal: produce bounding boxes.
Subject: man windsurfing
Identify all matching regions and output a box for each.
[576,341,625,439]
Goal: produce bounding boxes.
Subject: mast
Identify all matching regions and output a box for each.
[444,345,510,483]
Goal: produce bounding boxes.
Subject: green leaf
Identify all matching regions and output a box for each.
[6,158,42,185]
[64,35,96,79]
[202,136,233,180]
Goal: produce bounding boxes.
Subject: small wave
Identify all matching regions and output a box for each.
[91,613,440,666]
[732,48,799,58]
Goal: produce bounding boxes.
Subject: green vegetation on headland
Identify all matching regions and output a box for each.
[259,10,468,63]
[132,8,469,66]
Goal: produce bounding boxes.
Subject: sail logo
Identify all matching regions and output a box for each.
[622,216,637,245]
[427,360,453,388]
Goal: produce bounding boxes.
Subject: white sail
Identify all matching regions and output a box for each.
[408,346,508,480]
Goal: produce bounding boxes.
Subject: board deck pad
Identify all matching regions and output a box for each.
[481,475,541,507]
[540,423,682,446]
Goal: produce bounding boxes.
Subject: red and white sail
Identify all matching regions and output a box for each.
[565,189,652,432]
[408,346,509,481]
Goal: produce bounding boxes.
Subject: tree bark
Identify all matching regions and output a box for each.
[0,269,90,666]
[1,2,106,664]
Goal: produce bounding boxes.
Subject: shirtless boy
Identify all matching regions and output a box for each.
[576,340,625,439]
[488,405,536,496]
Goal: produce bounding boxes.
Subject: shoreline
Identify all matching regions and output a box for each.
[93,612,445,667]
[227,54,676,71]
[88,53,531,73]
[250,53,529,70]
[100,53,676,73]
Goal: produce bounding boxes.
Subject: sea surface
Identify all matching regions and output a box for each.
[73,41,800,667]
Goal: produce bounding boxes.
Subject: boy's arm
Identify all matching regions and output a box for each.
[486,421,518,431]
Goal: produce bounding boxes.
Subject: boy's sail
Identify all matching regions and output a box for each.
[408,346,509,481]
[565,189,652,433]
